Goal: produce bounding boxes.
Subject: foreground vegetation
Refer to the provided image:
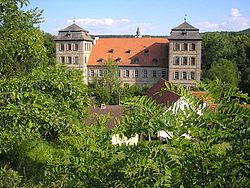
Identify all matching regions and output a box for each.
[0,0,250,187]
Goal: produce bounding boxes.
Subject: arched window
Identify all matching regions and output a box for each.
[133,57,139,63]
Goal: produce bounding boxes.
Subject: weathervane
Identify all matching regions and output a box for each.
[184,14,187,22]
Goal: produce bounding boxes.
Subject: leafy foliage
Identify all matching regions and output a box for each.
[0,0,47,77]
[0,64,89,153]
[89,59,122,105]
[202,32,250,93]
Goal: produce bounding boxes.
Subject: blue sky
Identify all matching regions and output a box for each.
[28,0,250,35]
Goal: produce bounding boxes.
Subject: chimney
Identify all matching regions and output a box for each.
[100,104,106,109]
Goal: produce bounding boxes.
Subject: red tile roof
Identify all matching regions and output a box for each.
[87,105,124,130]
[88,38,169,67]
[144,79,180,106]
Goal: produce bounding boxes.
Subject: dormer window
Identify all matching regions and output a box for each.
[97,58,104,63]
[182,31,187,36]
[115,57,121,63]
[133,57,139,63]
[108,49,114,53]
[152,58,158,64]
[126,49,131,54]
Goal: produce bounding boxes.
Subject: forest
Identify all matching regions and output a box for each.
[0,0,250,187]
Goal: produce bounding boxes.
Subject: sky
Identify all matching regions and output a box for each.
[28,0,250,35]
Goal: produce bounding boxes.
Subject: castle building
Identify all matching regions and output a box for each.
[55,21,202,88]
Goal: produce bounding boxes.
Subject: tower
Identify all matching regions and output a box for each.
[135,27,142,38]
[54,23,93,83]
[168,20,202,89]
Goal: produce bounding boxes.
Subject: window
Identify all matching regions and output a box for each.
[85,43,91,51]
[108,49,114,53]
[134,70,139,78]
[74,56,79,64]
[143,70,148,78]
[90,70,94,77]
[118,70,121,77]
[190,57,195,65]
[174,72,179,80]
[125,70,129,78]
[174,43,180,51]
[174,56,180,65]
[126,49,131,54]
[191,71,195,80]
[99,69,104,77]
[183,43,188,51]
[97,58,104,63]
[61,56,65,63]
[144,49,149,54]
[182,56,188,65]
[67,56,72,64]
[84,56,87,64]
[60,43,64,51]
[74,44,79,51]
[115,57,121,63]
[190,43,196,51]
[162,70,166,78]
[67,43,72,51]
[153,70,157,78]
[133,57,139,63]
[152,58,158,64]
[183,72,187,80]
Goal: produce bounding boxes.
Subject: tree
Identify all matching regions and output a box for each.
[0,64,90,152]
[206,59,239,87]
[90,59,122,105]
[201,32,250,93]
[42,31,56,65]
[0,0,47,77]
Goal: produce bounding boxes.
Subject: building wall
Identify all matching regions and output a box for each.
[88,66,168,86]
[56,41,92,83]
[168,40,202,88]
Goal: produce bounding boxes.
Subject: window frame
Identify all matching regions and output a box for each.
[162,70,166,78]
[134,70,139,78]
[90,69,94,77]
[143,69,148,78]
[152,70,157,78]
[74,43,79,51]
[183,43,188,51]
[182,71,187,80]
[74,56,79,64]
[125,70,130,78]
[174,56,180,65]
[174,71,179,80]
[191,71,195,80]
[182,56,188,65]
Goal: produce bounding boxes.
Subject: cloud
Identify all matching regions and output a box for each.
[231,8,242,17]
[197,8,250,32]
[67,18,129,26]
[66,18,153,35]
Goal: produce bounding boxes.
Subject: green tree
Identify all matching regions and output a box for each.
[0,0,47,77]
[0,64,89,153]
[90,59,122,105]
[206,59,239,87]
[42,31,56,65]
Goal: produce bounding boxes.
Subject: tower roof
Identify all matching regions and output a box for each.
[172,21,198,31]
[59,23,88,32]
[168,21,202,40]
[55,23,93,41]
